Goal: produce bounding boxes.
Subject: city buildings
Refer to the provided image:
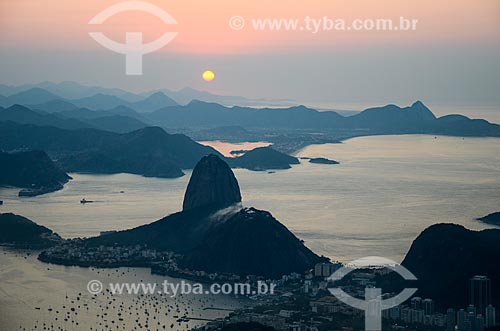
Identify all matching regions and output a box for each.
[486,304,496,328]
[447,308,456,331]
[470,276,492,316]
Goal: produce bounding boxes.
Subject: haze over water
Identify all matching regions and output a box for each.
[1,135,499,262]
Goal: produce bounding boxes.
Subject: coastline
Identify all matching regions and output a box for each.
[289,133,500,156]
[18,183,66,197]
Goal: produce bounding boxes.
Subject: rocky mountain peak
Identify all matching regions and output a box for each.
[182,154,241,211]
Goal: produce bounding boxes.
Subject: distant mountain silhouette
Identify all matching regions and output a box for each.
[147,100,345,129]
[129,92,177,112]
[435,115,500,136]
[70,92,178,112]
[59,127,223,177]
[0,104,92,130]
[158,87,255,106]
[0,150,71,196]
[348,101,436,132]
[0,81,143,101]
[0,82,278,107]
[82,115,148,133]
[2,84,499,137]
[229,147,300,170]
[0,122,221,178]
[0,104,148,133]
[81,155,322,277]
[402,223,500,310]
[30,99,79,112]
[0,88,60,106]
[0,213,62,248]
[11,89,178,113]
[147,100,500,136]
[71,93,130,110]
[57,105,146,121]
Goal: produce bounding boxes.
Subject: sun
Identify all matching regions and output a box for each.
[202,70,215,82]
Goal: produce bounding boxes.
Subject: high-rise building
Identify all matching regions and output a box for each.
[469,276,491,315]
[463,319,472,331]
[475,315,484,331]
[423,298,435,315]
[447,308,456,331]
[314,263,337,278]
[458,309,468,331]
[468,312,477,331]
[411,297,422,310]
[413,309,424,324]
[485,305,496,328]
[468,305,477,315]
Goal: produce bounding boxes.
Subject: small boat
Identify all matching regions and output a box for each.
[0,200,3,205]
[80,198,94,204]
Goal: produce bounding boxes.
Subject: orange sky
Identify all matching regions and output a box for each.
[1,0,499,106]
[1,0,499,54]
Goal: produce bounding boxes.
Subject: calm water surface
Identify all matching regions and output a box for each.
[0,249,244,330]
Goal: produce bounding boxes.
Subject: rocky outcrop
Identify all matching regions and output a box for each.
[183,154,241,211]
[228,147,300,171]
[181,207,322,277]
[0,213,62,248]
[68,155,322,278]
[0,150,71,196]
[309,157,339,165]
[402,223,500,309]
[477,212,500,226]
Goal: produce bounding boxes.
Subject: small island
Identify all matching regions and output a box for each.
[477,212,500,226]
[228,147,300,171]
[309,157,339,165]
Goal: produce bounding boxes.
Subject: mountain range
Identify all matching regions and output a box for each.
[1,84,499,138]
[2,83,500,182]
[0,120,300,179]
[0,81,280,108]
[0,87,177,112]
[0,122,221,178]
[148,100,500,135]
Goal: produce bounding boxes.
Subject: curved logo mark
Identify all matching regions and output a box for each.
[89,1,178,75]
[328,256,418,331]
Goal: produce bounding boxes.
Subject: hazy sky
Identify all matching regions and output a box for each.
[1,0,499,106]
